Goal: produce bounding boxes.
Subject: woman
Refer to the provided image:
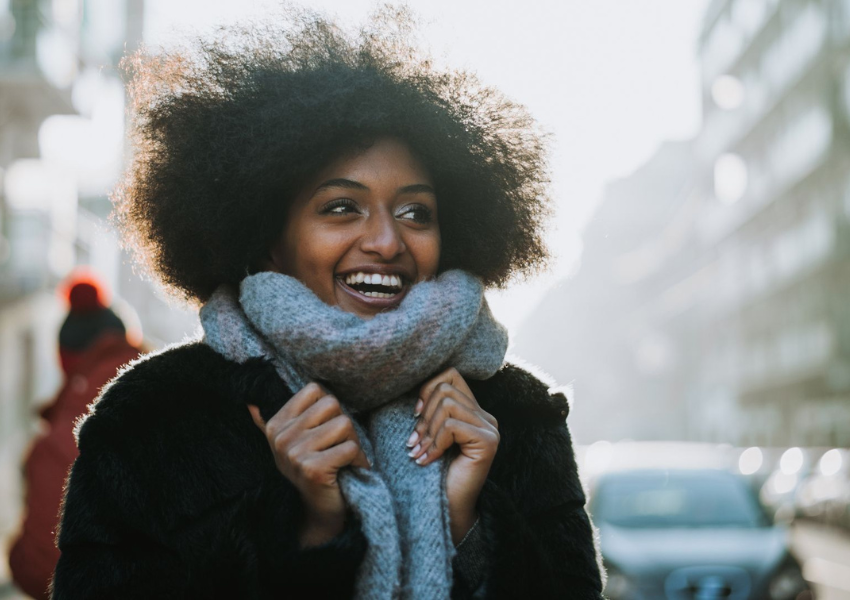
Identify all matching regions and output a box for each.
[52,9,603,600]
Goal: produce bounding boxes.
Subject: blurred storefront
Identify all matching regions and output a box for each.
[517,0,850,448]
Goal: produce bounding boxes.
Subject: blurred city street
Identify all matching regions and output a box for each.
[0,466,848,599]
[3,0,850,598]
[794,521,850,600]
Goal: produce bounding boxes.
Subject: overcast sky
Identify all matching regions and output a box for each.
[144,0,711,338]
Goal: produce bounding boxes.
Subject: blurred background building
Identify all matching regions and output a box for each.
[517,0,850,449]
[0,0,197,590]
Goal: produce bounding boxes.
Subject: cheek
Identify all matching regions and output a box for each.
[412,232,441,278]
[278,227,343,294]
[299,240,344,281]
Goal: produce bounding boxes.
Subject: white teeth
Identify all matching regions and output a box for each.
[342,272,405,290]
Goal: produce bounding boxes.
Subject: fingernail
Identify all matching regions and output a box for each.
[415,452,428,465]
[414,399,424,417]
[406,430,419,448]
[408,443,421,458]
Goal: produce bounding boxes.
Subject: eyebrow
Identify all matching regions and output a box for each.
[398,183,436,195]
[312,178,436,196]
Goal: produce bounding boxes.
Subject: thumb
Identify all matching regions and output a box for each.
[247,404,265,430]
[352,449,371,470]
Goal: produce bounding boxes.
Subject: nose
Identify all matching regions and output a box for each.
[360,209,406,259]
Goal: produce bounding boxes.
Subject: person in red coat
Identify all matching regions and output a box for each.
[8,274,141,600]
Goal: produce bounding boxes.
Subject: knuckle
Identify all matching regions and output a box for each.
[333,414,353,433]
[272,430,290,452]
[283,445,301,465]
[266,426,279,445]
[304,382,323,395]
[318,395,341,413]
[300,461,323,482]
[433,397,452,415]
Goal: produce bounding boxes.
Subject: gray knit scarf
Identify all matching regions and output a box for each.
[200,269,508,599]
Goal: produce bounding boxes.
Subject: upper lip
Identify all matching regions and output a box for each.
[336,266,413,283]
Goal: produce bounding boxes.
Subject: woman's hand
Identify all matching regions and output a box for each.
[407,368,499,545]
[247,382,370,548]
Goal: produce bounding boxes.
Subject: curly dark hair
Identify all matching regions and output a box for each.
[114,7,551,304]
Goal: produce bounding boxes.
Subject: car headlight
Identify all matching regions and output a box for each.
[604,566,634,600]
[769,563,810,600]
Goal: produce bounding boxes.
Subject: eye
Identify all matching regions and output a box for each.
[320,198,359,215]
[396,203,434,224]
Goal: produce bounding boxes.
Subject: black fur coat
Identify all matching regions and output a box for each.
[52,342,603,599]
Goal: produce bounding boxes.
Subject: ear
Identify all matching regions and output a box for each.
[258,251,280,273]
[262,235,288,274]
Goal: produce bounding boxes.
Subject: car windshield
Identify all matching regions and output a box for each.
[592,470,767,529]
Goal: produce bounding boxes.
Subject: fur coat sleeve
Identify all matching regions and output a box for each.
[461,367,603,598]
[51,343,602,599]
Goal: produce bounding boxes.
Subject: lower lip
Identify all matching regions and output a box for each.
[336,278,409,311]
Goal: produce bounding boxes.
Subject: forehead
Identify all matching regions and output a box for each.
[311,137,433,188]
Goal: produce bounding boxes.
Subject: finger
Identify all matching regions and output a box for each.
[297,394,343,430]
[422,383,475,424]
[415,419,498,466]
[417,367,473,416]
[407,380,493,452]
[410,403,495,461]
[247,404,265,429]
[264,382,327,433]
[297,414,358,452]
[317,439,371,471]
[424,400,481,443]
[408,395,478,455]
[422,380,497,430]
[351,448,371,470]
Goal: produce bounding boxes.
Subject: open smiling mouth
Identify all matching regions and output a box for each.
[339,272,406,299]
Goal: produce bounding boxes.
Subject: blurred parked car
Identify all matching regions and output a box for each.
[590,469,813,600]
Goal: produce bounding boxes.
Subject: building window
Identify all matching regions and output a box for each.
[768,104,832,193]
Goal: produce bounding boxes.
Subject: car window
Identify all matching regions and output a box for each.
[592,471,767,529]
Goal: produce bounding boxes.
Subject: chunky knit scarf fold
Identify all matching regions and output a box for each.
[200,269,508,599]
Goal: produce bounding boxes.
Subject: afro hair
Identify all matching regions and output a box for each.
[114,6,552,304]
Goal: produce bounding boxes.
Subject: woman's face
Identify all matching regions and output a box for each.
[267,137,441,318]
